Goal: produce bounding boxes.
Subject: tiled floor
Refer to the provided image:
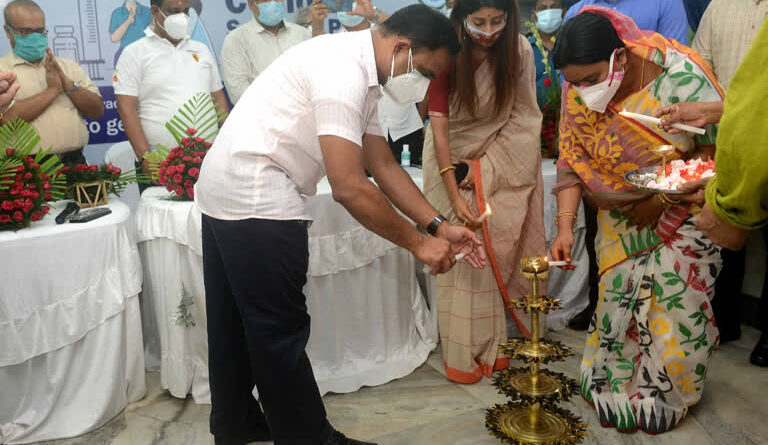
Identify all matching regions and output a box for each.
[38,327,768,445]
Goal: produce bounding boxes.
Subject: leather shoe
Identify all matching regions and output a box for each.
[323,430,377,445]
[750,334,768,367]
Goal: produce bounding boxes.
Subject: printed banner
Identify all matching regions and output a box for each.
[0,0,450,146]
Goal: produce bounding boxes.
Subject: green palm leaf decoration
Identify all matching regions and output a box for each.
[0,157,22,190]
[166,92,227,144]
[0,118,66,200]
[144,92,227,181]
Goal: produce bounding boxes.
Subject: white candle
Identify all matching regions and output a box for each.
[547,260,580,267]
[619,110,706,135]
[477,203,492,223]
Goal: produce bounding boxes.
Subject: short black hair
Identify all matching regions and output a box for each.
[553,12,625,69]
[151,0,201,14]
[150,0,164,7]
[379,4,460,55]
[4,0,44,27]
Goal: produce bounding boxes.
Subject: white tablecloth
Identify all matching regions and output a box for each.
[0,199,146,444]
[134,168,437,403]
[541,160,590,330]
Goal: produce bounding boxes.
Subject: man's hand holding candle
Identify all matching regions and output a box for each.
[652,102,723,135]
[419,222,487,275]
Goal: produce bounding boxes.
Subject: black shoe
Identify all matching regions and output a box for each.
[214,428,271,445]
[568,304,595,331]
[750,334,768,367]
[719,328,742,343]
[323,430,378,445]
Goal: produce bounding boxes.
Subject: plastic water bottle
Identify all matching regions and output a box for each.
[401,144,411,167]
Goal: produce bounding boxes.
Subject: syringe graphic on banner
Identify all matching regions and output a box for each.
[77,0,105,80]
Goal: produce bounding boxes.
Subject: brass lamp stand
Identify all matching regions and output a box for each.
[486,256,588,444]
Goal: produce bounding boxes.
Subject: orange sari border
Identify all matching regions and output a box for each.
[472,159,531,338]
[445,357,510,384]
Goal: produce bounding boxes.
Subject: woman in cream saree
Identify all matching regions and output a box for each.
[423,0,545,384]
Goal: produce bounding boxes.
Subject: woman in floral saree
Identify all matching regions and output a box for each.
[549,7,724,434]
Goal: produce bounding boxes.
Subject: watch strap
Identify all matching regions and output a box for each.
[426,214,447,236]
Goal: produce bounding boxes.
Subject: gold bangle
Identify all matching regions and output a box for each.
[555,210,577,223]
[439,166,456,175]
[658,193,680,207]
[0,99,15,119]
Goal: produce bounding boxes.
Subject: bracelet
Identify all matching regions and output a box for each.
[658,193,680,208]
[0,99,15,119]
[439,166,456,176]
[554,210,577,223]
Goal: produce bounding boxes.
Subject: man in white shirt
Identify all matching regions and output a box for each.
[196,6,482,445]
[114,0,228,185]
[221,0,329,104]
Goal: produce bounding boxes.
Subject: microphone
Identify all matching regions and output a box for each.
[55,202,80,224]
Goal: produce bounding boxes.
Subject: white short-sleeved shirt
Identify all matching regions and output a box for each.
[196,30,384,221]
[221,18,312,104]
[113,28,223,150]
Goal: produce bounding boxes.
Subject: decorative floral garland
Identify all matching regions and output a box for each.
[526,21,562,159]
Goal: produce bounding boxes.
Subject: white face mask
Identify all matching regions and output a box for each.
[574,49,625,113]
[159,10,189,40]
[382,48,430,105]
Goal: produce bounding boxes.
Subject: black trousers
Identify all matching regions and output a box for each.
[202,215,334,445]
[712,248,746,340]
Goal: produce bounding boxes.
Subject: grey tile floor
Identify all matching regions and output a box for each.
[37,327,768,445]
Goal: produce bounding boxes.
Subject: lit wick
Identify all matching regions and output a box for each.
[477,203,492,223]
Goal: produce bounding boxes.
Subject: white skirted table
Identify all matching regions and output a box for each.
[134,168,438,403]
[541,159,590,330]
[0,199,146,445]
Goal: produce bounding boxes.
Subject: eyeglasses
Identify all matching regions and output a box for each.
[8,25,47,37]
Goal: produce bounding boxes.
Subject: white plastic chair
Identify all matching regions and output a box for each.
[104,141,141,212]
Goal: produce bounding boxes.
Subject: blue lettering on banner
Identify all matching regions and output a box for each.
[227,19,240,30]
[328,19,342,33]
[85,86,126,145]
[226,0,247,13]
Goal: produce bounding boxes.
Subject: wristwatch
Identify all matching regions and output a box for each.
[426,214,447,236]
[65,82,80,96]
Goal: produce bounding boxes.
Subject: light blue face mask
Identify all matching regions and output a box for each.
[257,1,285,27]
[535,8,563,34]
[12,31,47,62]
[337,11,364,28]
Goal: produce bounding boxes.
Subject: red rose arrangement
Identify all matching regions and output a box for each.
[156,128,211,200]
[0,148,54,230]
[60,163,123,187]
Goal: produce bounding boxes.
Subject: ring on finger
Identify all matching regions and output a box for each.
[449,256,456,265]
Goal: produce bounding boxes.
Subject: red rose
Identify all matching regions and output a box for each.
[195,137,204,143]
[175,185,184,196]
[166,184,174,192]
[0,214,9,223]
[188,167,199,178]
[23,172,32,180]
[90,165,98,172]
[204,142,212,148]
[193,157,202,164]
[1,201,13,211]
[158,167,166,176]
[43,192,52,201]
[186,187,194,199]
[186,128,197,135]
[165,165,175,175]
[31,211,41,222]
[20,190,31,198]
[14,174,21,181]
[13,199,22,209]
[9,187,18,196]
[42,183,51,190]
[60,166,71,174]
[5,148,14,156]
[12,211,23,222]
[543,77,552,87]
[183,156,193,162]
[173,174,183,184]
[176,164,186,173]
[42,205,50,215]
[184,179,193,187]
